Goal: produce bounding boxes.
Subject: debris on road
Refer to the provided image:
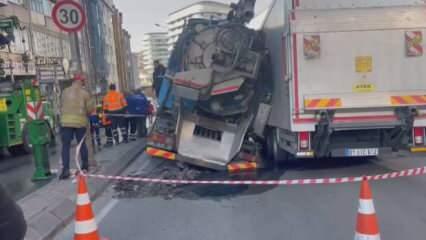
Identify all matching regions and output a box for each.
[112,158,286,200]
[113,162,212,200]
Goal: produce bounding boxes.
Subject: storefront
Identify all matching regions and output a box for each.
[35,56,68,120]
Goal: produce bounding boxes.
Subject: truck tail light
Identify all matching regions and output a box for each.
[413,127,425,145]
[299,132,310,150]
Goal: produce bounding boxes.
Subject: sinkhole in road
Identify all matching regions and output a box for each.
[113,162,287,200]
[113,157,373,201]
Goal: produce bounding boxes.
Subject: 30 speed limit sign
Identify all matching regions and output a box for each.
[52,0,86,33]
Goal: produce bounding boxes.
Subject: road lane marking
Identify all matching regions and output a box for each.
[97,199,119,223]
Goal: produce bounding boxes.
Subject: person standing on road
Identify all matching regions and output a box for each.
[60,74,94,180]
[0,184,26,240]
[103,84,128,144]
[153,60,166,97]
[126,89,149,140]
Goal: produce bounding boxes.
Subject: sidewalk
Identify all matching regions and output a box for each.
[19,139,145,240]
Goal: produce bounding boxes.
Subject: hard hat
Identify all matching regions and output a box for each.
[73,74,86,82]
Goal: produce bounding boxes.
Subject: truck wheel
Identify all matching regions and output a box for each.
[266,128,289,167]
[7,146,23,156]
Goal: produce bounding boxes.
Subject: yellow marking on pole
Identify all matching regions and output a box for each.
[410,147,426,153]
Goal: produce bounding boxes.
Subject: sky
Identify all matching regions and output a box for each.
[113,0,272,52]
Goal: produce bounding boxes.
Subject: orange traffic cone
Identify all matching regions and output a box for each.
[354,178,381,240]
[74,175,101,240]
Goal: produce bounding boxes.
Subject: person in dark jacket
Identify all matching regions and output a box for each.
[0,185,27,240]
[153,60,166,97]
[125,90,149,140]
[89,107,102,149]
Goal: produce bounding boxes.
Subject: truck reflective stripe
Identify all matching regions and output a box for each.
[391,96,426,105]
[304,98,342,109]
[146,147,176,161]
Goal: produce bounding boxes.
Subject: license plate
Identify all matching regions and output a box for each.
[345,148,379,157]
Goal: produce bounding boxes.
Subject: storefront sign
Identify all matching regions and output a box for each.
[35,56,63,66]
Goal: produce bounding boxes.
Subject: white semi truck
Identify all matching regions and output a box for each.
[147,0,426,170]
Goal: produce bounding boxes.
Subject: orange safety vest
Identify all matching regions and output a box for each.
[103,91,127,112]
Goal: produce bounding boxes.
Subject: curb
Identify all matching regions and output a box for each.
[22,141,145,240]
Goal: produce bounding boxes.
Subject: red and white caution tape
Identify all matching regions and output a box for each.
[106,113,148,117]
[72,132,426,186]
[83,166,426,186]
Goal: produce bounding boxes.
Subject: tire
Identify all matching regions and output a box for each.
[8,145,24,156]
[265,128,289,167]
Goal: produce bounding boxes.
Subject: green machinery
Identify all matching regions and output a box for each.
[0,16,56,158]
[0,16,55,180]
[0,80,56,155]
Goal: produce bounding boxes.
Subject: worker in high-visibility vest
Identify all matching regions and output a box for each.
[102,84,128,144]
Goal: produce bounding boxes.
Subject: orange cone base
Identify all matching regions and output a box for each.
[74,231,100,240]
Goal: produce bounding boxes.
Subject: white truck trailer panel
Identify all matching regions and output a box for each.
[266,0,426,132]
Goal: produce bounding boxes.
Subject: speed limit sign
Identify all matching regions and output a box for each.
[52,0,86,33]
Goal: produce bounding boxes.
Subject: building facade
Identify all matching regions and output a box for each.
[85,0,118,94]
[167,1,229,52]
[141,32,168,80]
[122,29,131,91]
[130,53,139,89]
[111,6,126,92]
[0,0,74,116]
[135,51,151,88]
[0,0,135,106]
[68,0,95,92]
[122,29,134,91]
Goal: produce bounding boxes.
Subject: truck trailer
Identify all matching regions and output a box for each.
[147,0,426,170]
[263,0,426,163]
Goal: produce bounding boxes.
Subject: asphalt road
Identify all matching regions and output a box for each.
[0,146,61,200]
[56,151,426,240]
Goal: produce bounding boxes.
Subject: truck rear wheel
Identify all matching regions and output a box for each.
[266,128,289,167]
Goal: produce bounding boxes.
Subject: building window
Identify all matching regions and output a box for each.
[33,31,70,58]
[8,0,24,5]
[31,0,52,15]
